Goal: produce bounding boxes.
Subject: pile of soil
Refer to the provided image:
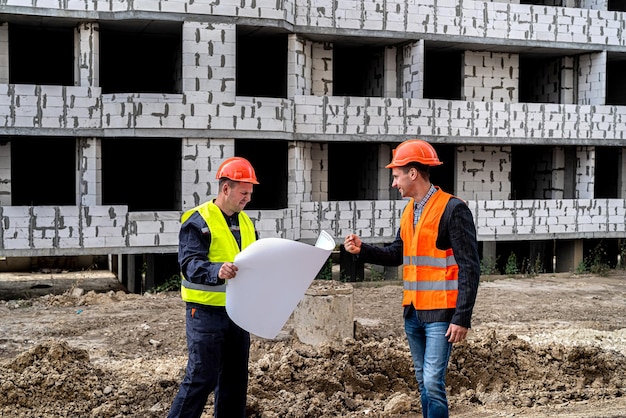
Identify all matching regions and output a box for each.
[0,273,625,417]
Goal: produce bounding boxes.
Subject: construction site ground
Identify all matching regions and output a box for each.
[0,270,625,417]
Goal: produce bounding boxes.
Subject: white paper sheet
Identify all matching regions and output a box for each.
[225,231,335,339]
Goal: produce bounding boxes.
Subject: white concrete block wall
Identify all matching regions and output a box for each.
[576,146,595,199]
[288,34,310,97]
[311,42,332,96]
[288,141,312,206]
[245,208,297,240]
[580,0,607,10]
[78,138,101,206]
[4,85,101,129]
[456,145,511,201]
[310,142,328,202]
[182,22,236,104]
[0,140,10,206]
[0,23,8,84]
[1,0,623,46]
[463,51,518,102]
[401,41,424,99]
[472,198,626,240]
[578,52,606,106]
[75,22,98,87]
[181,137,234,209]
[127,211,180,247]
[298,200,404,243]
[617,147,626,198]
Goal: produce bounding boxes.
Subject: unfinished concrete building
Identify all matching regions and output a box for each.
[1,0,626,289]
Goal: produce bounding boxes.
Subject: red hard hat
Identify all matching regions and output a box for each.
[216,157,259,184]
[385,139,443,168]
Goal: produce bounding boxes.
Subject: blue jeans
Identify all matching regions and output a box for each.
[168,304,250,418]
[404,305,452,418]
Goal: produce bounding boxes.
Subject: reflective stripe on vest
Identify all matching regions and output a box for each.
[403,254,457,268]
[179,200,256,307]
[400,188,459,310]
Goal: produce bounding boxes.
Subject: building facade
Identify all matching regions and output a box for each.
[1,0,625,288]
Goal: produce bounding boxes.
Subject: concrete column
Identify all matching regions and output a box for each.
[310,142,328,202]
[182,22,236,103]
[575,146,594,199]
[288,141,313,207]
[74,22,99,87]
[577,51,606,105]
[78,137,101,206]
[618,148,625,199]
[482,241,497,271]
[287,34,311,97]
[383,46,397,98]
[181,138,234,209]
[311,42,332,96]
[293,280,354,346]
[401,40,424,99]
[0,140,10,206]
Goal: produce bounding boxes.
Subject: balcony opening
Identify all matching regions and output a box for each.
[102,138,181,211]
[328,142,379,200]
[9,23,74,86]
[236,27,287,98]
[608,0,626,12]
[10,137,76,206]
[424,48,462,100]
[606,54,626,105]
[333,44,389,97]
[519,55,571,104]
[99,21,182,94]
[430,144,456,195]
[594,146,619,198]
[235,139,287,210]
[511,145,555,200]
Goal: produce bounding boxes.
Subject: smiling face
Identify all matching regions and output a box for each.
[391,166,417,199]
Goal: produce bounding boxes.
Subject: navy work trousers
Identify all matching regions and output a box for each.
[168,304,250,418]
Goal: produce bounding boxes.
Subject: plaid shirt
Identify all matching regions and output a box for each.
[414,184,437,225]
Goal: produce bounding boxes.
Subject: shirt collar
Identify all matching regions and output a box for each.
[415,184,436,210]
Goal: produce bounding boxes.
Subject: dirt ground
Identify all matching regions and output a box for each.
[0,270,625,417]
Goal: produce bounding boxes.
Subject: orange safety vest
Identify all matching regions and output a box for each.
[400,188,459,310]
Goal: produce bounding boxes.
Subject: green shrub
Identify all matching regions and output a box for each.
[480,256,500,275]
[149,274,181,293]
[505,252,519,276]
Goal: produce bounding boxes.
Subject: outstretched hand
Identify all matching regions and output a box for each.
[343,234,362,255]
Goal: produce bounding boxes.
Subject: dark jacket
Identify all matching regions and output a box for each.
[358,196,480,328]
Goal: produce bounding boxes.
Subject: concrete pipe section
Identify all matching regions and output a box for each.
[293,280,354,346]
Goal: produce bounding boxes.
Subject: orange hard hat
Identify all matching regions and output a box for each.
[216,157,259,184]
[385,139,443,168]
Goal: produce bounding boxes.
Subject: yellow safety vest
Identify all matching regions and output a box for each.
[180,200,256,306]
[400,188,459,310]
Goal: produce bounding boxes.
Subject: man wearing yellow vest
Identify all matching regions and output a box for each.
[168,157,259,418]
[343,139,480,418]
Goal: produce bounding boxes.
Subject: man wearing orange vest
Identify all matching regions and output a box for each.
[168,157,259,418]
[343,139,480,418]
